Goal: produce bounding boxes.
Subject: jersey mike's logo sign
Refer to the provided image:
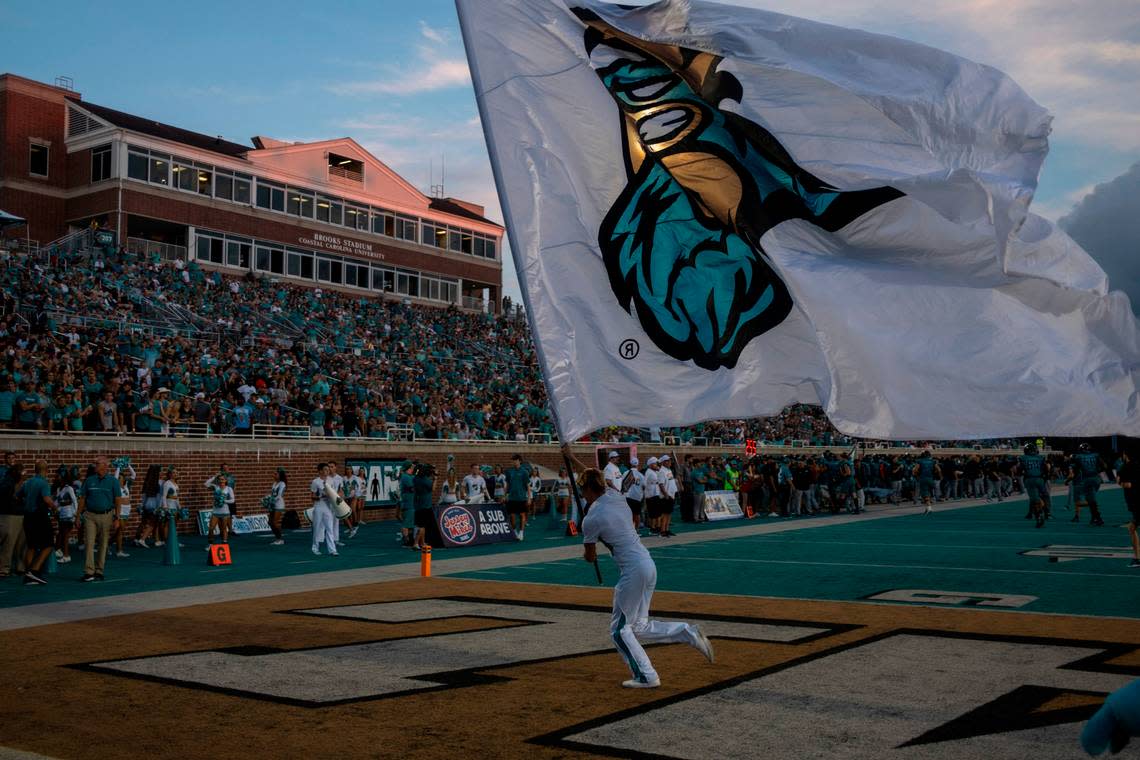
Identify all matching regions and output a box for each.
[574,9,902,370]
[440,506,477,545]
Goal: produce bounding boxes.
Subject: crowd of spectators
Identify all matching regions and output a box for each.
[0,243,1032,447]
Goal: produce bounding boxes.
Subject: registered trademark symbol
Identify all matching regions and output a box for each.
[619,339,640,360]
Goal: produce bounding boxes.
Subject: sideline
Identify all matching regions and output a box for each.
[0,488,1078,631]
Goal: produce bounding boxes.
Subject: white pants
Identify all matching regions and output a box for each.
[311,503,337,553]
[611,560,697,684]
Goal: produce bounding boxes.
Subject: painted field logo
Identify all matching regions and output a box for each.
[440,506,477,545]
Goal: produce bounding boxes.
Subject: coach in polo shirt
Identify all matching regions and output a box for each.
[77,456,122,582]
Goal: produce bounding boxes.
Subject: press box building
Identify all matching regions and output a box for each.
[0,73,504,312]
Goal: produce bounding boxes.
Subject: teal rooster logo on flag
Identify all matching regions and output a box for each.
[575,9,903,370]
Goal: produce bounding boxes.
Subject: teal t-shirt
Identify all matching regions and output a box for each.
[0,390,15,422]
[400,472,415,509]
[22,475,51,515]
[505,464,531,501]
[917,457,936,479]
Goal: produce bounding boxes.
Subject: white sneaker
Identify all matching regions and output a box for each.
[923,505,933,515]
[205,545,212,552]
[57,555,71,564]
[54,549,63,559]
[312,547,321,555]
[690,626,715,663]
[622,677,661,689]
[349,527,359,538]
[134,539,149,548]
[271,539,285,546]
[115,551,130,558]
[329,551,339,557]
[154,541,165,547]
[518,530,525,540]
[336,540,346,546]
[768,512,779,518]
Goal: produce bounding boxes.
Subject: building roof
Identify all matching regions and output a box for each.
[428,197,500,227]
[71,99,252,159]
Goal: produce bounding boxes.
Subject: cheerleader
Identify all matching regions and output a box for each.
[160,467,182,547]
[111,462,137,558]
[268,469,287,545]
[135,464,162,548]
[350,466,366,526]
[204,473,235,549]
[528,465,543,517]
[555,467,571,522]
[440,470,459,505]
[53,467,78,564]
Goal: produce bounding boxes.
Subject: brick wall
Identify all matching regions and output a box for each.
[0,438,652,535]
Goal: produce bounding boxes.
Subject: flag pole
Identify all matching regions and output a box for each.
[456,0,601,585]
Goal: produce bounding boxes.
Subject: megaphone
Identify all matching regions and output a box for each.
[324,481,352,519]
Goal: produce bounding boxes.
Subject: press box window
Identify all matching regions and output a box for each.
[29,143,49,177]
[91,145,112,182]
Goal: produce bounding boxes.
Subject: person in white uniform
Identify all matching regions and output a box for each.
[604,450,623,492]
[578,467,714,688]
[625,456,646,530]
[462,464,488,504]
[309,463,338,556]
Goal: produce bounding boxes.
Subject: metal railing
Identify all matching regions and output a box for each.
[127,237,187,262]
[251,424,310,439]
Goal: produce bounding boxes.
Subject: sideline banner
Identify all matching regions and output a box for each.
[197,511,272,535]
[434,503,515,548]
[345,459,406,507]
[701,491,744,521]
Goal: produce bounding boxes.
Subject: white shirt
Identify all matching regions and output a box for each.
[582,490,652,573]
[161,480,180,510]
[661,466,678,498]
[310,477,331,507]
[328,473,344,497]
[272,481,286,510]
[529,475,542,498]
[644,467,662,499]
[604,462,623,492]
[462,474,487,501]
[626,469,645,502]
[56,485,77,519]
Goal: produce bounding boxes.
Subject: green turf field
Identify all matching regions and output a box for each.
[456,490,1140,619]
[3,490,1136,618]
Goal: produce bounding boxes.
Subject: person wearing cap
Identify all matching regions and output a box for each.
[657,454,678,538]
[1082,679,1140,756]
[604,450,623,492]
[625,456,646,530]
[643,457,663,536]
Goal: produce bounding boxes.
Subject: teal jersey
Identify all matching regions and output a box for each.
[80,474,122,513]
[399,473,415,509]
[0,390,15,421]
[413,475,434,509]
[917,457,936,479]
[505,465,531,501]
[1020,454,1046,478]
[1074,452,1101,478]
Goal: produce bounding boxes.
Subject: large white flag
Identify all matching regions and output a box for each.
[456,0,1140,441]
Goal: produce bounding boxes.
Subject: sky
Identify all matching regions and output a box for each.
[2,0,1138,304]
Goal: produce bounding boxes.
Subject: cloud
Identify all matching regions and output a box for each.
[419,20,447,44]
[329,59,470,96]
[328,21,469,97]
[724,0,1140,152]
[1059,162,1140,312]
